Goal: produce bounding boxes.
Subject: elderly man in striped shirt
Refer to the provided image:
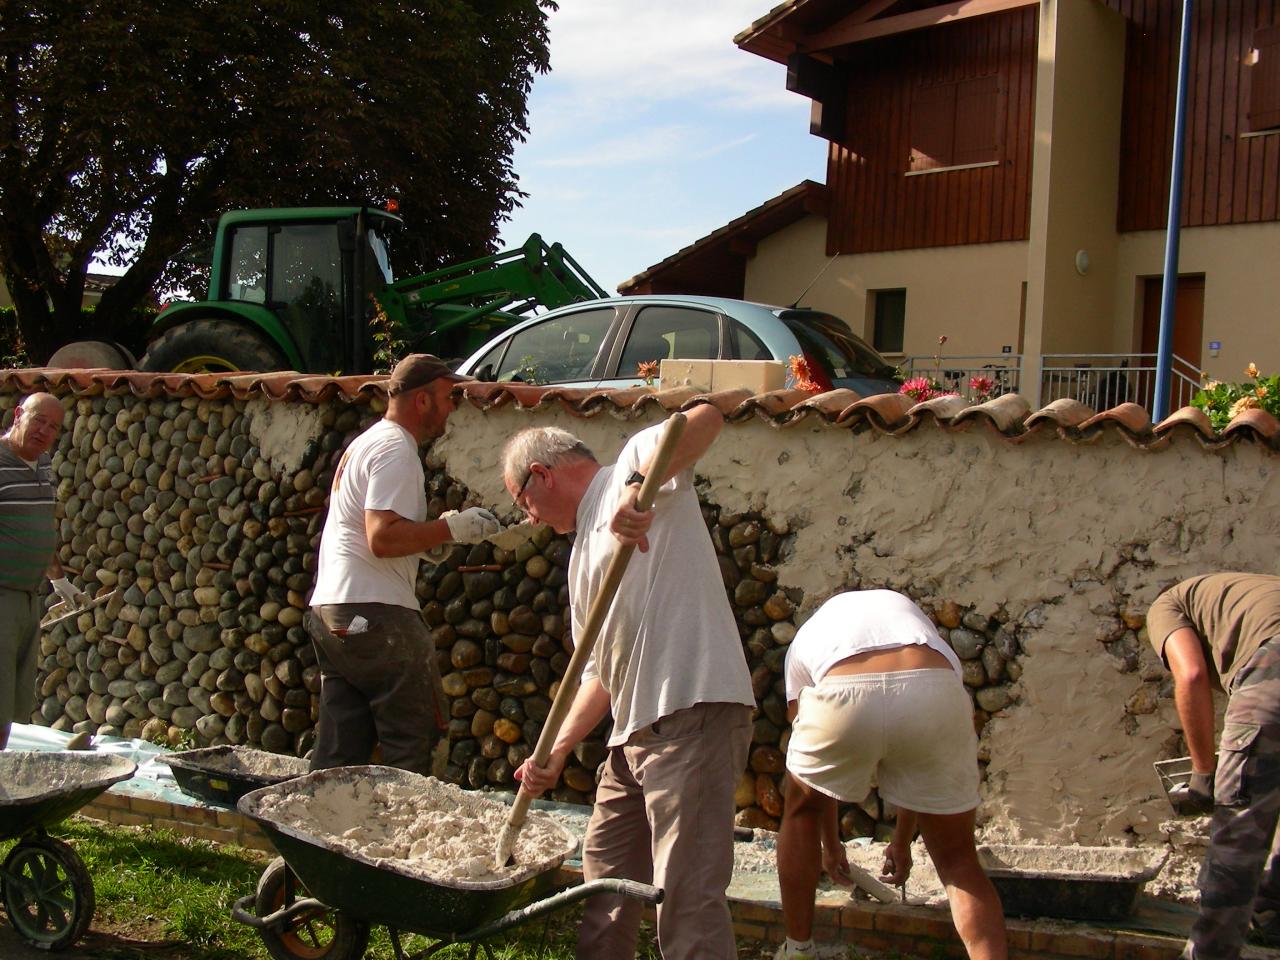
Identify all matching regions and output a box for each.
[1,392,85,749]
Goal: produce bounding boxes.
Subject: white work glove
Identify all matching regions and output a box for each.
[51,577,89,609]
[445,507,502,544]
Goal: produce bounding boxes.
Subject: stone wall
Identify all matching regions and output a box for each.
[6,380,1279,844]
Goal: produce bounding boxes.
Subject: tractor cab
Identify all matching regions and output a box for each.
[142,207,400,374]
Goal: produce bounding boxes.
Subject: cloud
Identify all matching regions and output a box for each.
[534,125,691,169]
[543,0,797,112]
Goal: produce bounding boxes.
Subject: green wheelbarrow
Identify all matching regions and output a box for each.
[231,767,663,960]
[0,751,137,951]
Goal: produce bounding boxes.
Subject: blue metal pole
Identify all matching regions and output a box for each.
[1154,0,1194,420]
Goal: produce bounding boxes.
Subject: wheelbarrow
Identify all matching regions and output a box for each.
[231,766,663,960]
[158,744,310,808]
[0,751,137,950]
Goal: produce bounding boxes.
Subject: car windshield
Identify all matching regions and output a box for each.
[779,312,898,382]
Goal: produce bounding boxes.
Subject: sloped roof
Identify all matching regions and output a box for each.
[3,367,1275,454]
[618,181,828,297]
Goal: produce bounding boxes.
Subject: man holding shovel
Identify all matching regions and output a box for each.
[504,404,754,960]
[307,354,499,775]
[1148,572,1280,960]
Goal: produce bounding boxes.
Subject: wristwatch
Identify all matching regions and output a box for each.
[625,470,645,487]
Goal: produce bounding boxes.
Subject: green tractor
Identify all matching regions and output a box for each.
[135,205,608,374]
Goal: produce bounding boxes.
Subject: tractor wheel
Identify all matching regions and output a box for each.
[1,835,95,951]
[253,857,369,960]
[139,319,287,373]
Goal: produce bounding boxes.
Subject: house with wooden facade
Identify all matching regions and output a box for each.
[621,0,1280,408]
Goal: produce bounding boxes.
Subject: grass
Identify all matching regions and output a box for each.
[0,818,687,959]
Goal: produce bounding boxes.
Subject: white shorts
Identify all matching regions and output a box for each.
[786,669,981,815]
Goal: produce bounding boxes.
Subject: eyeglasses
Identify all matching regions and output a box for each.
[514,465,539,511]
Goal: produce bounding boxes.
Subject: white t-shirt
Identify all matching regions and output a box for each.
[570,422,754,747]
[310,418,427,609]
[784,590,963,701]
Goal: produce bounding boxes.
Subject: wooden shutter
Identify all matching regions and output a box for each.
[953,75,1002,165]
[1249,25,1280,132]
[910,82,957,170]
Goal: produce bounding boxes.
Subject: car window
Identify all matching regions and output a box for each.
[728,319,772,361]
[780,313,898,381]
[616,306,719,378]
[486,308,615,384]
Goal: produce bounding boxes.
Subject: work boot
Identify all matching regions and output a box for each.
[1249,910,1280,948]
[774,940,816,960]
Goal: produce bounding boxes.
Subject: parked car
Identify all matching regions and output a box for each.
[454,294,901,395]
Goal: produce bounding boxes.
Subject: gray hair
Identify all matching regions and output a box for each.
[501,427,595,489]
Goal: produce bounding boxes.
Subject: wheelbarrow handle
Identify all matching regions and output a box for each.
[451,879,665,944]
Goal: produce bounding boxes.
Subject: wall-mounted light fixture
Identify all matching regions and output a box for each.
[1074,249,1090,276]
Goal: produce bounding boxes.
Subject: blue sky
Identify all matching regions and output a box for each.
[496,0,828,294]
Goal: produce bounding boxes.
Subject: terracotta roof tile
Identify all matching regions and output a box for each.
[835,393,915,430]
[2,368,1275,455]
[1154,407,1219,446]
[952,393,1032,435]
[1222,408,1280,446]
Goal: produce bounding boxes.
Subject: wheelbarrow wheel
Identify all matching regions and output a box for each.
[255,857,369,960]
[1,835,95,951]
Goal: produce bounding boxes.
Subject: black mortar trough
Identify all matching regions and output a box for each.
[235,766,657,943]
[978,844,1168,921]
[159,746,310,808]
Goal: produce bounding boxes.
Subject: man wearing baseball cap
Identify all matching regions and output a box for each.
[307,354,500,774]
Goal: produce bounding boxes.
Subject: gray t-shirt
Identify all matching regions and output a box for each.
[0,443,56,592]
[570,422,753,747]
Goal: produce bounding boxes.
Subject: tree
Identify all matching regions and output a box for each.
[0,0,553,363]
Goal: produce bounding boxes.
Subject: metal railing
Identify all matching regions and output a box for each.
[898,355,1023,402]
[1038,353,1201,412]
[900,352,1203,411]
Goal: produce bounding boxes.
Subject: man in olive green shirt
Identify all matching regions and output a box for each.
[1148,573,1280,960]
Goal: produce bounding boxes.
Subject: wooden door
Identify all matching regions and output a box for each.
[1141,276,1204,366]
[1138,275,1204,410]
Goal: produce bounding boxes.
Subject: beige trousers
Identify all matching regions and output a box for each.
[576,701,752,960]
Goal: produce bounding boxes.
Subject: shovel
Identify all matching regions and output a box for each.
[40,589,118,631]
[494,411,688,869]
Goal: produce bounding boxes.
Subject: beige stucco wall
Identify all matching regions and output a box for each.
[1116,222,1280,380]
[437,401,1280,844]
[744,215,1029,361]
[1022,0,1126,371]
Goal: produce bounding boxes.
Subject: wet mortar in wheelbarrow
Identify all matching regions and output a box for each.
[0,751,137,951]
[234,766,661,960]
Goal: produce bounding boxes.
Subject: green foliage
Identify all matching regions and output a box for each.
[1191,365,1280,432]
[369,296,409,375]
[0,0,554,362]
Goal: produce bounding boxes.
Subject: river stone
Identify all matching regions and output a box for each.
[734,579,769,607]
[975,685,1013,713]
[184,624,221,652]
[949,628,984,660]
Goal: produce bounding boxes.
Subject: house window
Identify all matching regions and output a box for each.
[871,289,906,354]
[909,75,1002,172]
[1249,24,1280,132]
